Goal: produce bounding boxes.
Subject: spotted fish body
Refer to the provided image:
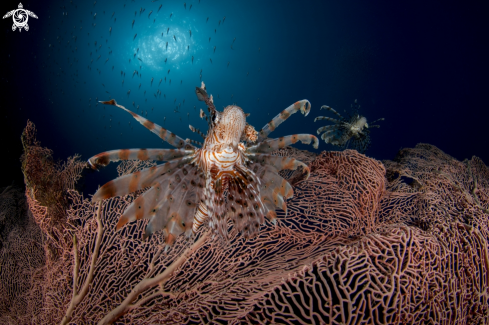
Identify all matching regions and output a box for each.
[89,82,318,247]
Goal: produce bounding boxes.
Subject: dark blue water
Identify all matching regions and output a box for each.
[2,0,489,195]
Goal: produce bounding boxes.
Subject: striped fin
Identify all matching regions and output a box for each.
[321,132,342,145]
[261,179,287,214]
[247,154,310,180]
[115,172,176,230]
[260,169,294,199]
[227,176,265,239]
[314,116,340,124]
[185,138,203,147]
[144,166,204,242]
[246,134,318,154]
[316,125,339,135]
[257,100,311,142]
[92,156,193,201]
[189,124,207,139]
[195,83,217,115]
[320,105,343,119]
[99,99,195,149]
[199,109,212,128]
[250,163,292,223]
[88,148,194,170]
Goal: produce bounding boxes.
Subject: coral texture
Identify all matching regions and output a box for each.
[1,122,488,324]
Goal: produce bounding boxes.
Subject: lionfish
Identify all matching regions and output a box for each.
[88,82,318,247]
[314,99,384,153]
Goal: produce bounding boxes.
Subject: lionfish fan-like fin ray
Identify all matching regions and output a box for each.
[316,125,340,135]
[321,105,343,119]
[247,154,310,180]
[351,135,371,154]
[189,124,207,139]
[195,83,217,116]
[371,117,385,123]
[116,168,181,230]
[260,181,287,216]
[92,157,193,201]
[199,109,212,128]
[321,132,343,145]
[257,100,311,142]
[166,166,203,238]
[99,99,195,149]
[227,177,264,238]
[314,116,334,122]
[144,166,203,241]
[260,169,294,199]
[315,116,340,124]
[246,134,319,154]
[186,138,203,147]
[88,148,194,170]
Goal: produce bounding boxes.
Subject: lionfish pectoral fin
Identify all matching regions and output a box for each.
[247,134,318,154]
[144,166,203,243]
[92,157,192,202]
[100,98,195,149]
[88,148,193,170]
[257,100,311,142]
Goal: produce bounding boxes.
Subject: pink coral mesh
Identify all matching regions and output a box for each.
[1,125,489,325]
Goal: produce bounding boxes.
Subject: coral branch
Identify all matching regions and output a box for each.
[98,230,210,324]
[60,202,104,325]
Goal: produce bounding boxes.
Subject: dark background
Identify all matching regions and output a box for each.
[2,0,488,196]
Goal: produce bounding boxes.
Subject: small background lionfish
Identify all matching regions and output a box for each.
[314,99,384,153]
[88,82,318,247]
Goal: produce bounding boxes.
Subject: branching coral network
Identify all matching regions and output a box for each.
[0,122,488,324]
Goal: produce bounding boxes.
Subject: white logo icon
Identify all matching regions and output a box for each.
[3,3,38,32]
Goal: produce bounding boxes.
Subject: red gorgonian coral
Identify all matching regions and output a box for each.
[0,120,488,324]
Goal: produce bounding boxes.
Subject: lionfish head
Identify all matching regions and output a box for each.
[215,105,247,147]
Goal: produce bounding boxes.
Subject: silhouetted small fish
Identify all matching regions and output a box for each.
[133,33,137,40]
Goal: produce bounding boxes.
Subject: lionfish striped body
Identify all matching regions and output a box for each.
[314,99,384,153]
[89,82,318,247]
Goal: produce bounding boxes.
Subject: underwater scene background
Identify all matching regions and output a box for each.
[1,0,489,324]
